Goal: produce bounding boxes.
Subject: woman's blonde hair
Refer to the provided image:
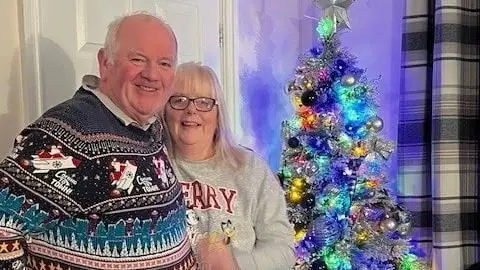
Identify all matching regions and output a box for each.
[163,61,246,169]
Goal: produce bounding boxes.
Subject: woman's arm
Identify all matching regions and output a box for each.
[233,158,296,270]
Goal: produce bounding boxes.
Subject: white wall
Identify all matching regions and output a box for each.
[0,0,24,158]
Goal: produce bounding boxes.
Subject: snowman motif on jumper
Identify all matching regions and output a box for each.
[109,158,138,194]
[31,145,81,173]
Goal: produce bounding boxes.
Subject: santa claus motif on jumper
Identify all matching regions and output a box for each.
[109,158,138,194]
[30,145,81,173]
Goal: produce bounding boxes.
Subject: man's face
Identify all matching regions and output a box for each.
[98,15,177,125]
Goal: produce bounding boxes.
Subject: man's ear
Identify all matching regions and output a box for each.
[97,48,109,78]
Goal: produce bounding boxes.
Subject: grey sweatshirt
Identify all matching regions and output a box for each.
[173,148,296,270]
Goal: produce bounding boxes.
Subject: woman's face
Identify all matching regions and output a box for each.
[165,85,218,156]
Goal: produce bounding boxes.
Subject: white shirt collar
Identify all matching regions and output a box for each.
[82,75,157,131]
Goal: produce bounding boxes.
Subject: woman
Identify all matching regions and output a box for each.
[163,62,296,269]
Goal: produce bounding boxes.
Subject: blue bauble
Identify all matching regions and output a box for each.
[307,137,329,152]
[308,216,341,248]
[310,47,323,57]
[335,59,348,73]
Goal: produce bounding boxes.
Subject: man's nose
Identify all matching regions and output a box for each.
[141,62,161,81]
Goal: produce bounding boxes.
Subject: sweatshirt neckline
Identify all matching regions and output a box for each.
[176,151,219,165]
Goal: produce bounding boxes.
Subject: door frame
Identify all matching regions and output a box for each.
[220,0,242,139]
[20,0,242,138]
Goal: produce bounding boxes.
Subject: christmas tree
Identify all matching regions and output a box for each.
[277,1,429,269]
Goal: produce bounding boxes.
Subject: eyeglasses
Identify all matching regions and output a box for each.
[168,95,218,112]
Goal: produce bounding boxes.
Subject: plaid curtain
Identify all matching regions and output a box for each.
[398,0,479,269]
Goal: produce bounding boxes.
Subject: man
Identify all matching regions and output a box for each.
[0,12,196,269]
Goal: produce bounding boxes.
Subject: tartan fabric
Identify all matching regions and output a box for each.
[398,0,480,269]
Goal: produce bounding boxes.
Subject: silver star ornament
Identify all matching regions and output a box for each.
[313,0,355,32]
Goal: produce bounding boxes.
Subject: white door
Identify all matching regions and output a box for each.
[21,0,222,123]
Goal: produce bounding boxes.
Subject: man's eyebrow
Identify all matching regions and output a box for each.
[158,57,173,61]
[127,50,146,57]
[127,51,173,62]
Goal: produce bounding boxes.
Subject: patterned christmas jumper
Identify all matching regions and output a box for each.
[0,87,196,270]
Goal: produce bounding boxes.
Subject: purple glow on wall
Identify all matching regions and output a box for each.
[239,0,404,179]
[238,1,299,170]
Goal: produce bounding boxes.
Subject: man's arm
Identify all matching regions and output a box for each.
[0,129,52,265]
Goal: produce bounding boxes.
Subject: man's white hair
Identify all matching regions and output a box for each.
[103,10,177,64]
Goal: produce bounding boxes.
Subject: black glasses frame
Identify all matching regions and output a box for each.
[168,95,218,112]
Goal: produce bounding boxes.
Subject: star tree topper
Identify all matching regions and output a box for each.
[313,0,354,32]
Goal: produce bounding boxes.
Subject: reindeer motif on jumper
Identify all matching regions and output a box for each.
[109,158,137,194]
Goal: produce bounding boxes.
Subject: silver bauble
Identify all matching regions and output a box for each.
[340,74,356,86]
[366,116,384,132]
[397,222,412,236]
[303,161,319,176]
[380,218,397,232]
[287,81,296,93]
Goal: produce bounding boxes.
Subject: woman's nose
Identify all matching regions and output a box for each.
[185,100,196,114]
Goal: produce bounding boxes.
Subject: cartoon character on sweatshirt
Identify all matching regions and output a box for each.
[221,219,236,244]
[186,209,201,247]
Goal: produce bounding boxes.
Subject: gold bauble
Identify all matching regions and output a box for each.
[291,177,306,190]
[288,190,303,204]
[294,228,307,242]
[351,142,368,157]
[355,230,369,243]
